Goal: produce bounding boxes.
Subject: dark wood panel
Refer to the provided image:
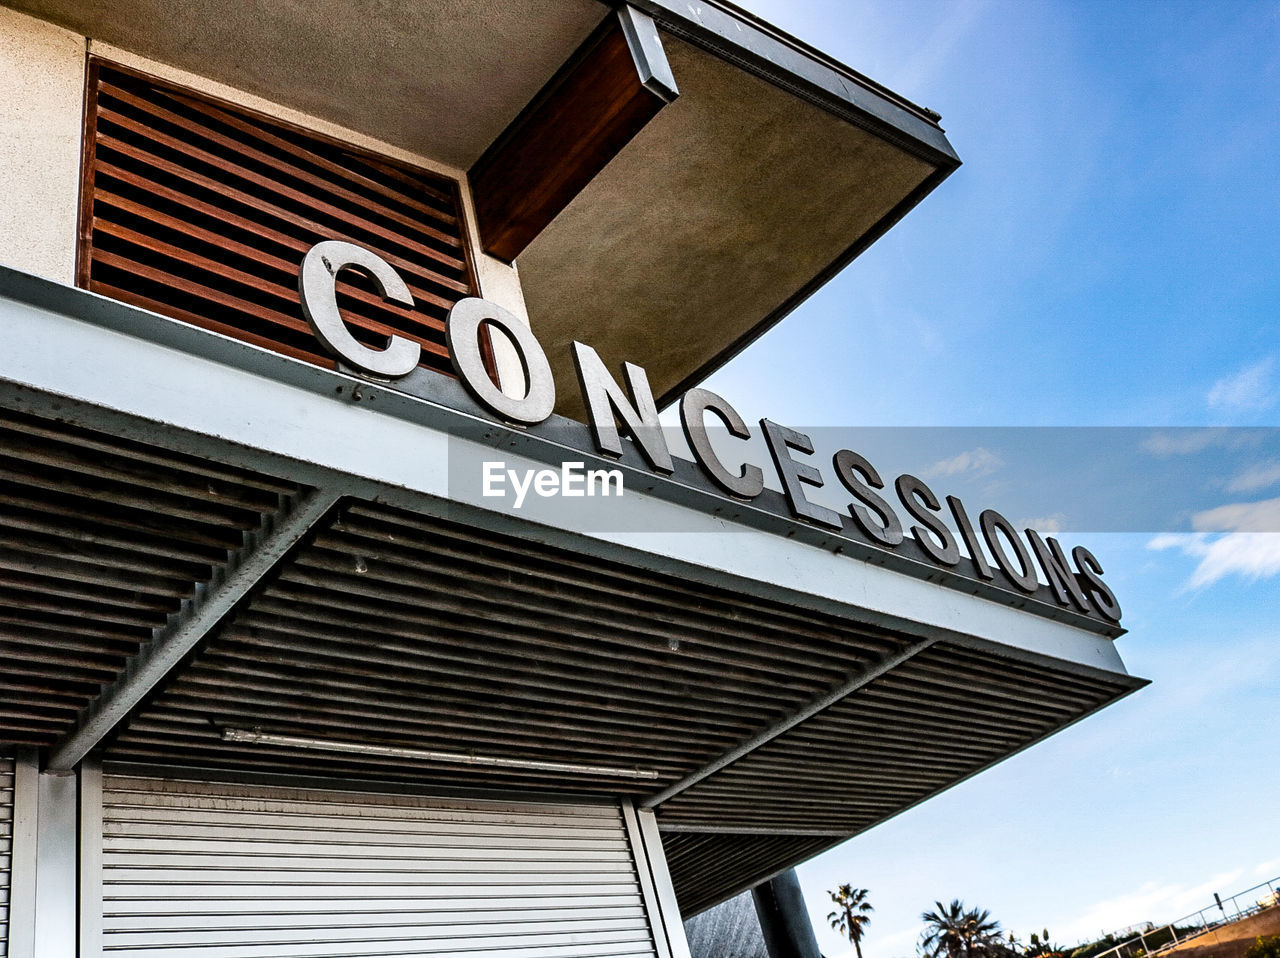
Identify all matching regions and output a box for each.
[470,20,667,263]
[79,58,481,378]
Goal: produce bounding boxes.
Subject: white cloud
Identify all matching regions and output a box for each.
[1140,428,1262,457]
[1207,357,1277,413]
[1149,530,1280,589]
[924,446,1004,478]
[1149,496,1280,587]
[1191,496,1280,532]
[1019,513,1068,534]
[1058,870,1244,944]
[1224,460,1280,493]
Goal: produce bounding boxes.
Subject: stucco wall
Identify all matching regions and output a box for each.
[0,6,84,283]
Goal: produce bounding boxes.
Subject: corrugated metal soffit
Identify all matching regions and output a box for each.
[101,772,662,958]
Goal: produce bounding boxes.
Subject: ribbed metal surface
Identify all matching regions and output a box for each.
[657,644,1137,915]
[0,757,12,958]
[93,497,1142,912]
[106,499,911,792]
[101,772,658,958]
[0,408,299,747]
[662,834,834,917]
[657,643,1135,833]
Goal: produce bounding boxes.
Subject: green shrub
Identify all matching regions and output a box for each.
[1243,935,1280,958]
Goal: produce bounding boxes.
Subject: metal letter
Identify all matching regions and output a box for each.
[447,297,556,424]
[980,509,1038,593]
[1027,529,1090,611]
[1073,545,1122,622]
[299,241,419,378]
[948,495,994,580]
[761,420,842,529]
[572,342,673,473]
[832,448,904,546]
[679,387,764,499]
[895,474,960,565]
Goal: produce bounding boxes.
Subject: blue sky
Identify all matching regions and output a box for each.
[699,1,1280,955]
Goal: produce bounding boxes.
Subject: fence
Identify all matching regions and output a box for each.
[1089,876,1280,958]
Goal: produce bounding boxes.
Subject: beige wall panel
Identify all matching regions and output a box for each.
[0,7,83,283]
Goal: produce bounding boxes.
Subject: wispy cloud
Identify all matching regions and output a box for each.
[1139,428,1263,457]
[1149,533,1280,589]
[1224,460,1280,493]
[1192,496,1280,532]
[924,446,1003,478]
[1019,513,1068,534]
[1059,869,1245,944]
[1147,495,1280,587]
[1207,357,1277,414]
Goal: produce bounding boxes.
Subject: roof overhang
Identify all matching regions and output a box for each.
[0,269,1142,914]
[2,0,960,416]
[1,0,608,170]
[517,2,960,415]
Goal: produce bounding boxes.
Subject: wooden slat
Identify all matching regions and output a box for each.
[94,160,462,309]
[165,88,458,222]
[91,279,336,369]
[95,188,456,318]
[98,79,462,247]
[92,221,451,359]
[95,106,466,274]
[81,59,479,378]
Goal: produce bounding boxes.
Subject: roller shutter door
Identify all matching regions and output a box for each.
[102,773,660,958]
[0,758,11,958]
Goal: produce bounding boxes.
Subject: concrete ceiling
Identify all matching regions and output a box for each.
[3,0,606,168]
[517,34,938,418]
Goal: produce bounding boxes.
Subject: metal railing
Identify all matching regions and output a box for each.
[1088,876,1280,958]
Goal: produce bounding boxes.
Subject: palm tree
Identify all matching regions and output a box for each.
[919,900,1004,958]
[828,885,874,958]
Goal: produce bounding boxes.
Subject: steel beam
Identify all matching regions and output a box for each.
[78,760,103,958]
[640,637,936,808]
[7,749,38,958]
[47,487,339,771]
[624,801,694,958]
[753,868,823,958]
[655,823,848,837]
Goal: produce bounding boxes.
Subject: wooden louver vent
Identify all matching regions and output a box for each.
[79,59,477,377]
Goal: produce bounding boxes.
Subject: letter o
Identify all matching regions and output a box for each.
[980,509,1039,593]
[299,241,420,378]
[446,297,556,425]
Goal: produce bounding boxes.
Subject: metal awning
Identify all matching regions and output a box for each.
[0,269,1144,916]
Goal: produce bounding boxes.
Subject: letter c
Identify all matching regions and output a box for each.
[299,241,420,378]
[679,388,764,498]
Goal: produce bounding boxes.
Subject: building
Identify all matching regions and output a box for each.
[0,2,1145,956]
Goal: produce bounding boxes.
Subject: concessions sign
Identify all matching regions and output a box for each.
[299,241,1121,628]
